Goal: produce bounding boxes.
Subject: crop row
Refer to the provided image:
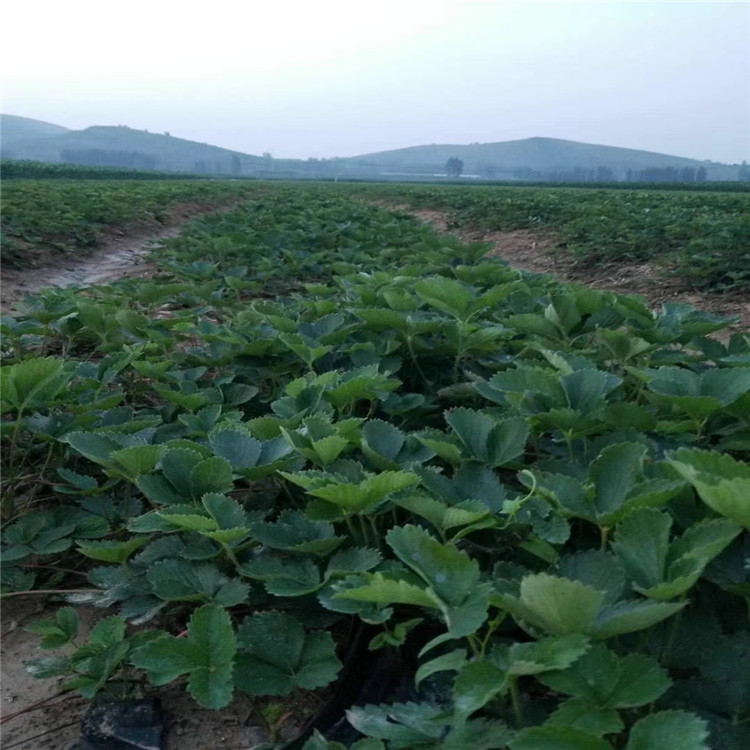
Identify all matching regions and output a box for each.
[0,179,261,269]
[1,186,749,749]
[343,183,750,293]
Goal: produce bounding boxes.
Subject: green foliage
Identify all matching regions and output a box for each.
[1,179,259,269]
[5,183,748,747]
[234,611,341,695]
[131,603,236,708]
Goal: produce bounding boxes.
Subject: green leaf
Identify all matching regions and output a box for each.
[109,445,163,479]
[387,525,479,605]
[234,612,341,695]
[64,431,123,466]
[454,660,507,715]
[414,648,466,689]
[190,456,234,498]
[0,357,68,413]
[304,470,419,514]
[415,276,477,320]
[612,508,671,590]
[510,726,613,750]
[335,572,441,609]
[546,698,624,736]
[209,429,261,469]
[612,509,741,600]
[238,556,322,597]
[561,369,621,414]
[146,560,249,606]
[557,551,626,607]
[446,409,529,467]
[590,443,647,519]
[491,633,591,677]
[538,644,671,709]
[625,711,708,750]
[76,536,148,564]
[131,604,236,708]
[89,616,126,647]
[593,599,685,640]
[387,525,490,638]
[668,449,750,529]
[250,510,344,557]
[500,573,603,635]
[161,448,203,497]
[202,493,246,529]
[26,607,79,649]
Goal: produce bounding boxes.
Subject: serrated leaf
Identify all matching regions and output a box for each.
[454,660,507,715]
[161,448,203,497]
[131,603,236,708]
[110,445,163,479]
[26,607,79,649]
[546,698,624,736]
[335,572,441,609]
[387,524,479,605]
[209,429,262,469]
[147,560,248,605]
[250,510,343,557]
[76,536,148,564]
[593,599,685,639]
[538,643,671,709]
[492,633,591,677]
[590,443,647,518]
[202,493,246,529]
[626,711,708,750]
[668,449,750,529]
[510,726,613,750]
[414,649,467,689]
[234,612,341,695]
[190,456,234,498]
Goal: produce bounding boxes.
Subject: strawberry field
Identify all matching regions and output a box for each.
[344,183,750,293]
[0,179,260,269]
[1,183,749,749]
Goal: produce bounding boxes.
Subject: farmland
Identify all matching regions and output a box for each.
[1,179,749,749]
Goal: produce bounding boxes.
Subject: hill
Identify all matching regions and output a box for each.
[1,114,70,155]
[344,137,736,181]
[1,114,742,182]
[1,117,271,175]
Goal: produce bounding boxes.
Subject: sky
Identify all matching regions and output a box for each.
[2,1,749,163]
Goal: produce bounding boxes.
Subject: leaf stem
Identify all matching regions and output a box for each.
[0,589,96,599]
[509,676,524,727]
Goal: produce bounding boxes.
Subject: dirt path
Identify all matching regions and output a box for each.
[0,202,240,310]
[406,207,750,336]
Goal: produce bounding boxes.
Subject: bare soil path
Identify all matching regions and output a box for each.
[406,206,750,335]
[0,202,239,310]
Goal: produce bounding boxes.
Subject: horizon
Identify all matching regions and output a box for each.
[3,113,737,166]
[3,1,748,163]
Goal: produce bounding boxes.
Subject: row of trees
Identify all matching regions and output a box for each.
[59,149,158,170]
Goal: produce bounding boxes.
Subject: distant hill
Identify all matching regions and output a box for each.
[344,137,737,181]
[1,114,742,182]
[1,114,70,153]
[1,116,271,175]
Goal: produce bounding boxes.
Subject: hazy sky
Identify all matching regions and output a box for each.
[3,1,749,162]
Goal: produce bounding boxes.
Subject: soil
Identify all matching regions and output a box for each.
[0,202,241,311]
[0,596,309,750]
[405,206,750,336]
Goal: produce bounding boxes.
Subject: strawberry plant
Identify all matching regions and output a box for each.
[1,183,748,748]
